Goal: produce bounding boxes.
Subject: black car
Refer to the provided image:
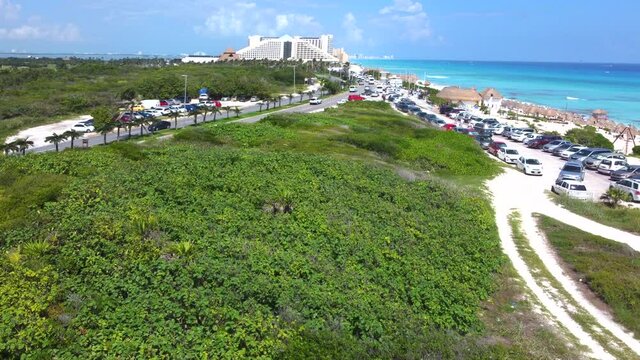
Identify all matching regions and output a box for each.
[148,120,171,132]
[396,103,410,112]
[475,135,493,149]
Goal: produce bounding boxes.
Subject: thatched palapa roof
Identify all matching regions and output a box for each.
[437,86,482,102]
[480,88,503,100]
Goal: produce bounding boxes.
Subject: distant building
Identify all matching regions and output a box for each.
[218,48,240,61]
[181,55,219,64]
[480,88,503,116]
[388,76,403,88]
[237,34,339,62]
[332,48,350,63]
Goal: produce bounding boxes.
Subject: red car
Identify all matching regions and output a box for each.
[442,123,456,131]
[348,95,365,101]
[488,141,507,156]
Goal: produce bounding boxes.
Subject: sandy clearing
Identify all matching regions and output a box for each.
[491,195,612,359]
[6,115,92,148]
[489,167,640,358]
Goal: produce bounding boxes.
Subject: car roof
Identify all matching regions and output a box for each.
[561,179,584,185]
[565,160,584,166]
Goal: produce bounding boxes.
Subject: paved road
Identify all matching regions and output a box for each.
[27,90,350,154]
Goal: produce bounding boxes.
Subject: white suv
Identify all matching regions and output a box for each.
[309,97,322,105]
[610,179,640,202]
[597,159,628,175]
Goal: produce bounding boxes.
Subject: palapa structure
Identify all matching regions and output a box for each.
[437,86,482,106]
[218,48,240,61]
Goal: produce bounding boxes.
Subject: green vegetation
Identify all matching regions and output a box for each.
[0,58,317,142]
[537,215,640,335]
[426,87,448,106]
[564,126,614,149]
[552,194,640,234]
[0,102,525,358]
[632,145,640,156]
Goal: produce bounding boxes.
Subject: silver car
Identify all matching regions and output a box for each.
[584,152,625,170]
[610,179,640,202]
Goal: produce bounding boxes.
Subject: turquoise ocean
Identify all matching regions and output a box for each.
[356,59,640,127]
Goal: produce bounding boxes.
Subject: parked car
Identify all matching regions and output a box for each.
[528,135,563,149]
[557,160,585,182]
[552,179,592,200]
[559,145,587,160]
[516,156,543,176]
[610,179,640,202]
[497,148,520,164]
[348,94,365,101]
[510,128,534,141]
[148,120,171,132]
[487,141,507,156]
[570,148,611,163]
[597,158,629,175]
[442,123,457,131]
[610,165,640,181]
[584,153,624,170]
[72,123,94,133]
[522,134,542,146]
[551,143,574,156]
[309,97,322,105]
[501,126,513,138]
[475,135,492,150]
[542,140,571,152]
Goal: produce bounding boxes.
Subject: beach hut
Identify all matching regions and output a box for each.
[436,86,482,107]
[592,109,608,121]
[480,88,503,116]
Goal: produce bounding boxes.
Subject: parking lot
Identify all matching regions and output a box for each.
[492,134,612,199]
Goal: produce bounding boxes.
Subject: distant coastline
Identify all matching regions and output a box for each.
[356,59,640,127]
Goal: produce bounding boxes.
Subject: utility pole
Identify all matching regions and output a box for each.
[181,75,188,104]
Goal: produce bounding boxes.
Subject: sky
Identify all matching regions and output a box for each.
[0,0,639,63]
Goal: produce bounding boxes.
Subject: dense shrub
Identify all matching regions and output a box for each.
[0,104,504,357]
[633,145,640,156]
[564,126,613,149]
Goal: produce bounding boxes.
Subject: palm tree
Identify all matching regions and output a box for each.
[124,121,135,138]
[63,130,82,149]
[120,87,137,115]
[132,117,146,137]
[287,93,294,105]
[114,119,125,140]
[258,101,264,112]
[232,106,241,118]
[202,106,210,123]
[96,122,115,145]
[44,132,68,152]
[13,138,34,155]
[190,108,202,125]
[278,96,282,107]
[222,106,232,119]
[210,106,222,121]
[0,142,18,156]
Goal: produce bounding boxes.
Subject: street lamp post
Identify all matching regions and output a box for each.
[290,65,297,100]
[181,75,188,104]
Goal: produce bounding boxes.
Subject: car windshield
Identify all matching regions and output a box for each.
[526,159,541,165]
[575,149,590,156]
[506,149,519,155]
[563,166,582,172]
[601,160,611,165]
[570,185,587,191]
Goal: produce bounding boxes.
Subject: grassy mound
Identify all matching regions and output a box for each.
[0,102,505,358]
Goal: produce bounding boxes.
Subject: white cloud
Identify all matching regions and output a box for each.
[0,23,80,41]
[378,0,431,41]
[196,2,322,37]
[0,0,21,21]
[380,0,423,15]
[0,0,81,42]
[342,12,363,42]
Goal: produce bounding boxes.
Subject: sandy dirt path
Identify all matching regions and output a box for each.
[488,168,640,358]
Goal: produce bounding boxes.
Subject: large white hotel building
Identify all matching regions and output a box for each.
[237,34,339,62]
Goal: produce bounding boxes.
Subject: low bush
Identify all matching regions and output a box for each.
[564,126,613,149]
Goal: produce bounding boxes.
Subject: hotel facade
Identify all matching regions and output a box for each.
[237,34,340,62]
